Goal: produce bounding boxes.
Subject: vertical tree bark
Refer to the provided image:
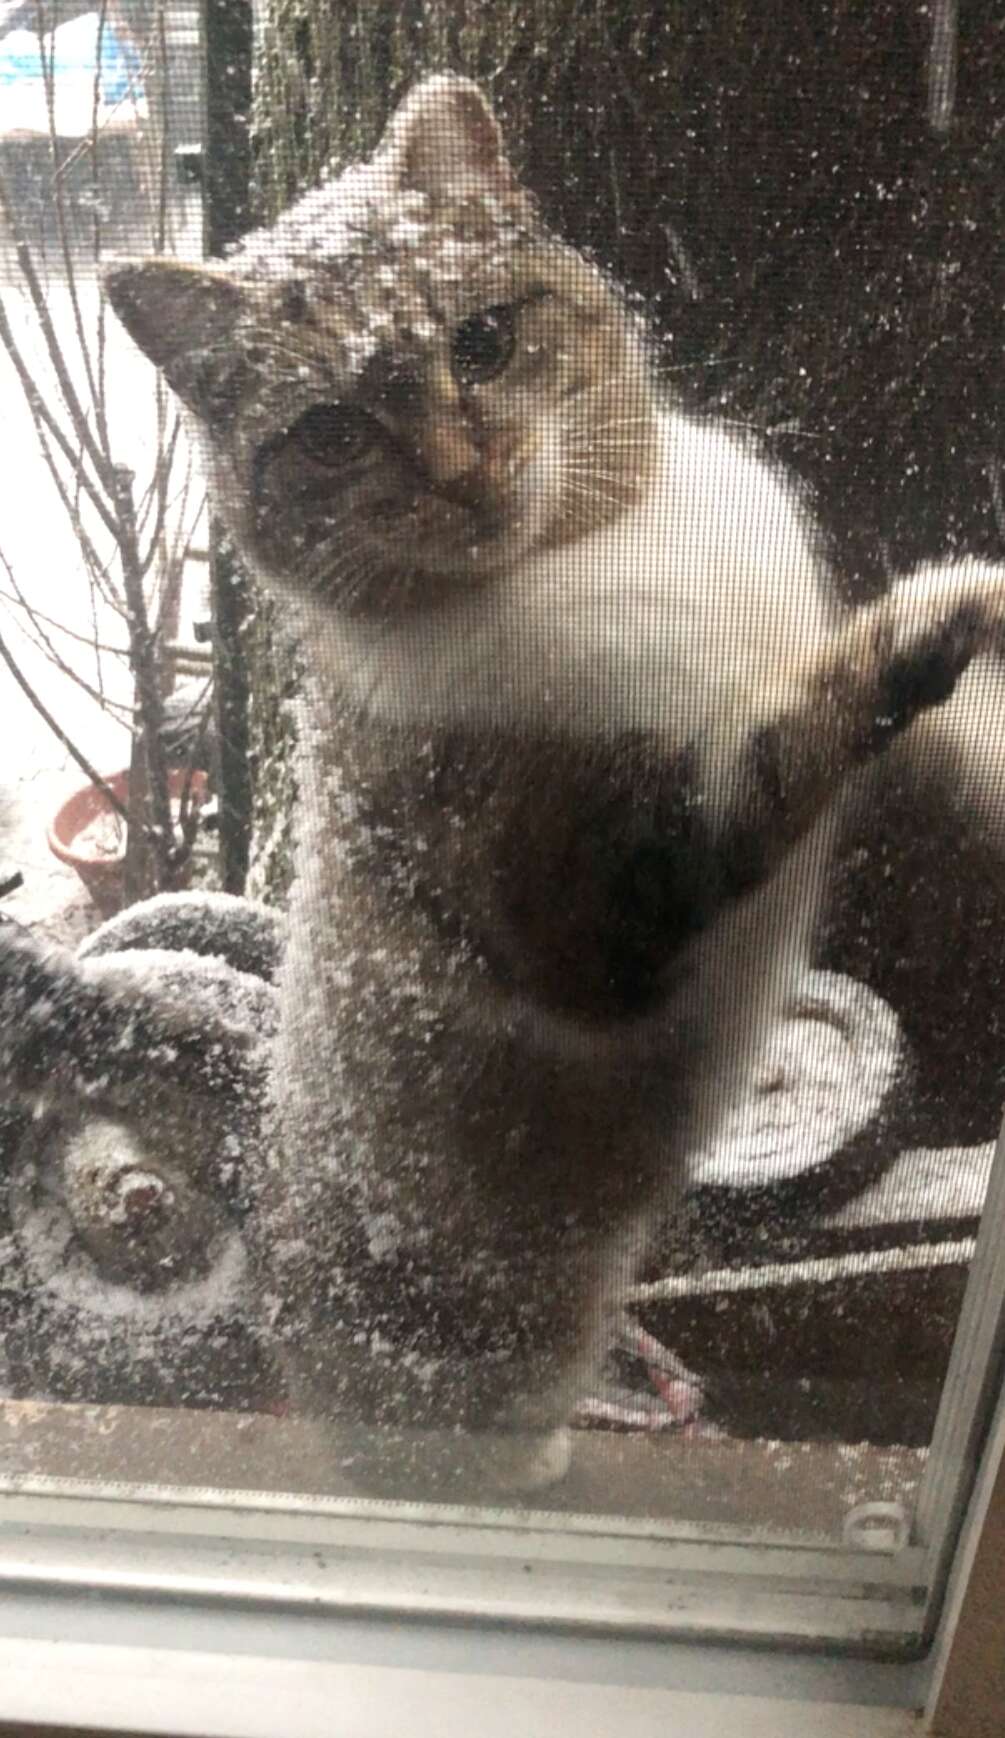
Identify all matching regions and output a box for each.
[204,0,254,893]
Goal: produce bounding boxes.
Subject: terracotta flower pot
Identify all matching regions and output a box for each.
[48,767,209,916]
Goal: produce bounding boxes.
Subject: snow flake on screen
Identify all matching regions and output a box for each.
[231,158,532,378]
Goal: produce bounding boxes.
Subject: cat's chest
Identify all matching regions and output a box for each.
[299,722,724,1022]
[292,452,831,758]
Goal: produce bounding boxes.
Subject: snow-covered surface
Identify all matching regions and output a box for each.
[688,972,905,1188]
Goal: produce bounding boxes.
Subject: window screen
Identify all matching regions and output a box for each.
[1,0,1004,1654]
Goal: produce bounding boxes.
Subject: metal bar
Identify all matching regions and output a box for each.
[911,1115,1005,1631]
[0,1497,929,1649]
[925,1379,1005,1732]
[202,0,253,892]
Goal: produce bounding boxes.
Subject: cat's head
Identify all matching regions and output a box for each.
[105,74,660,617]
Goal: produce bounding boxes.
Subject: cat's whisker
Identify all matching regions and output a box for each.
[569,439,658,456]
[260,356,315,383]
[565,414,655,433]
[559,482,636,509]
[559,478,638,513]
[245,321,319,360]
[354,611,423,715]
[243,329,332,385]
[296,534,374,603]
[563,410,656,431]
[555,444,645,466]
[563,436,656,454]
[555,464,638,485]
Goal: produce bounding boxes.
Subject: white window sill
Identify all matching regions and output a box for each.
[0,1630,926,1738]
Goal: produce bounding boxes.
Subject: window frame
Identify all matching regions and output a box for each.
[0,1363,1000,1735]
[0,1427,1000,1738]
[925,1349,1005,1733]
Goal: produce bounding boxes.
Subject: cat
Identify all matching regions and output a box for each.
[5,71,999,1497]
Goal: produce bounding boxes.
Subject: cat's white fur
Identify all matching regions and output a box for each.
[308,406,1005,848]
[304,414,833,799]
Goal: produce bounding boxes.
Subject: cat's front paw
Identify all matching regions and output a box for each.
[466,1425,573,1496]
[334,1423,574,1503]
[829,568,1005,765]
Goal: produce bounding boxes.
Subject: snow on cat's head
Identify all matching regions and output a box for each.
[105,74,660,616]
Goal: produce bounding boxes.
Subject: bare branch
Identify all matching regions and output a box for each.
[18,406,124,618]
[0,624,129,826]
[0,557,133,722]
[0,163,116,499]
[0,581,125,661]
[0,293,119,540]
[109,465,174,882]
[33,0,111,463]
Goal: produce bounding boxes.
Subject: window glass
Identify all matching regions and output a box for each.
[1,0,1003,1645]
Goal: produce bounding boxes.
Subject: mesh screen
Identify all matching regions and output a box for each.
[0,0,1003,1549]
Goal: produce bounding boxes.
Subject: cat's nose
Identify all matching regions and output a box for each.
[415,415,481,485]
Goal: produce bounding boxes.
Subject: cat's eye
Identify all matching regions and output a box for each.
[289,402,377,467]
[451,305,517,387]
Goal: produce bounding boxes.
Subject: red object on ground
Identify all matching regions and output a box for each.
[48,768,208,916]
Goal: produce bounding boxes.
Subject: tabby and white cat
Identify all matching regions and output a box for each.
[63,74,1005,1492]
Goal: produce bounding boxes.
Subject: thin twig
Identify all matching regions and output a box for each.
[153,469,203,646]
[928,0,958,136]
[0,621,129,825]
[153,0,170,254]
[0,163,116,499]
[17,404,124,618]
[89,0,110,433]
[0,294,119,539]
[0,581,131,670]
[0,558,133,720]
[136,415,184,566]
[34,0,110,463]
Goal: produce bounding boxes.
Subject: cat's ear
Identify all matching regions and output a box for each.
[103,260,251,421]
[378,73,521,204]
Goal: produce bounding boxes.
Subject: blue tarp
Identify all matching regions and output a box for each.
[0,12,143,133]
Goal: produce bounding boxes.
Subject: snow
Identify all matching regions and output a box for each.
[72,809,127,859]
[688,972,904,1188]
